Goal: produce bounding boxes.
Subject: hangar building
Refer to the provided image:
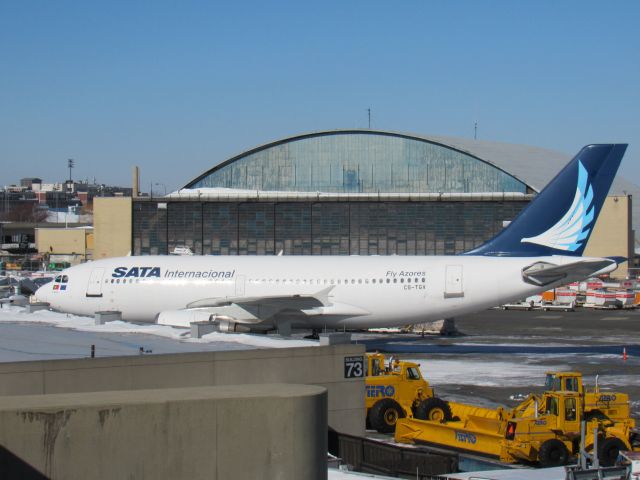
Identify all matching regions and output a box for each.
[94,130,636,277]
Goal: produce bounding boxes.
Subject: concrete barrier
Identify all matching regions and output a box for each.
[0,384,327,480]
[0,344,365,436]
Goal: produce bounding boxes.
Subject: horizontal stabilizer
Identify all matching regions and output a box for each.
[521,258,619,287]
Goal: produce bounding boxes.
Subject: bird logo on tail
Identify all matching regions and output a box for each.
[521,161,594,252]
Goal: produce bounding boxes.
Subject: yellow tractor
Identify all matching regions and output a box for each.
[395,371,640,467]
[544,371,632,423]
[365,353,451,433]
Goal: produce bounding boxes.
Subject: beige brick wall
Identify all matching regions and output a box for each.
[584,195,633,279]
[93,197,132,259]
[36,228,90,257]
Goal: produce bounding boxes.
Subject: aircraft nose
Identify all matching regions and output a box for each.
[34,283,52,304]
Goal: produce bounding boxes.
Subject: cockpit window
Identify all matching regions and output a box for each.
[55,276,62,283]
[61,275,69,283]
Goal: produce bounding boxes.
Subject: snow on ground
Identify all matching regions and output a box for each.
[328,468,394,479]
[407,358,570,387]
[406,355,639,389]
[0,305,317,349]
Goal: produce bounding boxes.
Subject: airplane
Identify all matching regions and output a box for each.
[35,144,628,334]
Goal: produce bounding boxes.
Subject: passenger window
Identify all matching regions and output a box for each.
[358,279,362,284]
[386,279,390,283]
[372,279,376,284]
[422,278,426,283]
[400,278,404,283]
[393,279,397,283]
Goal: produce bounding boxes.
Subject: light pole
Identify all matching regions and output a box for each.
[155,183,167,196]
[67,159,75,192]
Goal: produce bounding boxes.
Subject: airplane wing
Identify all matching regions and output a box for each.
[186,286,333,310]
[521,257,620,287]
[158,285,368,330]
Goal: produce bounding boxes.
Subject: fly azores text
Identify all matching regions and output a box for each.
[111,267,236,280]
[386,270,427,290]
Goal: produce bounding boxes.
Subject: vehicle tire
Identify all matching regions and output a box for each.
[598,437,626,467]
[538,439,569,467]
[369,399,405,434]
[415,397,453,422]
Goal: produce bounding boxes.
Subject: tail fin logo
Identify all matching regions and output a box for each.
[521,160,594,252]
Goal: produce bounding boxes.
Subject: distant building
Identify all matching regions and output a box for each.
[94,130,636,277]
[20,178,41,189]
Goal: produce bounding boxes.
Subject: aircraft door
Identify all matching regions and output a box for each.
[86,268,104,297]
[235,275,245,296]
[444,265,464,298]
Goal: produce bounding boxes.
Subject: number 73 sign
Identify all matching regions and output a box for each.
[344,356,364,378]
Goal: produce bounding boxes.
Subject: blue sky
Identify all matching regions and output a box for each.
[1,1,638,192]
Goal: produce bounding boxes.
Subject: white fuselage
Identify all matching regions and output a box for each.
[34,254,604,329]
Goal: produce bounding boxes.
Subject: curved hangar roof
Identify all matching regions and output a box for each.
[185,129,634,198]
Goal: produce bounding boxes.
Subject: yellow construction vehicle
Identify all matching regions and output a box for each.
[365,353,452,433]
[544,372,632,423]
[395,372,640,467]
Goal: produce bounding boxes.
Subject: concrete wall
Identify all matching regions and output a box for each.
[93,197,132,259]
[0,384,327,480]
[585,195,633,279]
[35,228,91,260]
[0,345,365,436]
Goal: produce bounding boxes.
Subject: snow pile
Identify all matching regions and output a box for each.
[0,305,317,349]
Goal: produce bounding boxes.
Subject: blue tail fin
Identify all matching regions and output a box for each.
[464,144,628,257]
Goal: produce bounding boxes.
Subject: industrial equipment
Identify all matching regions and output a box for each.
[365,353,451,433]
[395,371,640,467]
